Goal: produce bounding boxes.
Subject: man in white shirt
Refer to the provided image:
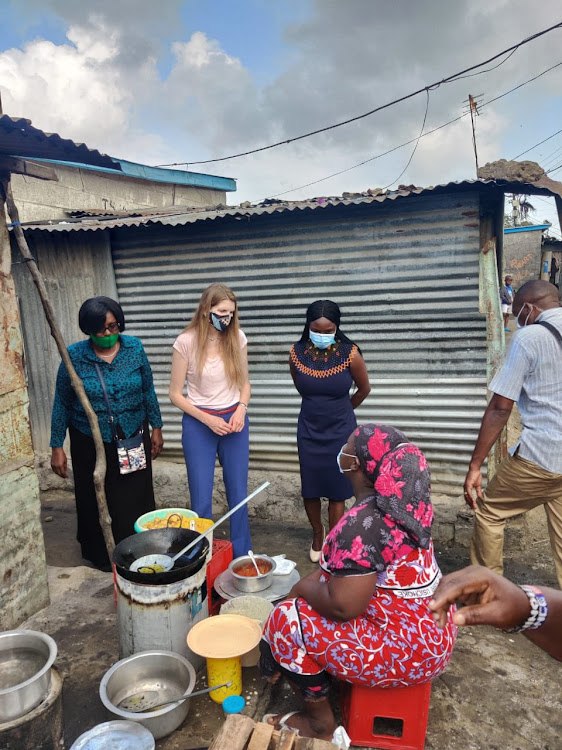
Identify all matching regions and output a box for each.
[464,280,562,588]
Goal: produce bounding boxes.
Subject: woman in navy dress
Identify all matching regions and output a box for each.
[290,300,370,561]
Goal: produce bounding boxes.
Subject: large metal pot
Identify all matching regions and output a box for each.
[99,650,196,740]
[0,630,57,722]
[113,528,209,585]
[229,554,276,593]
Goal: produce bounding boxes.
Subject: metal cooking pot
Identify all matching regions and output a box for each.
[99,650,196,740]
[229,554,277,593]
[113,528,209,584]
[0,630,57,722]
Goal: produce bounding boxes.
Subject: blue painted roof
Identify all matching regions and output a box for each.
[16,155,236,192]
[504,224,550,234]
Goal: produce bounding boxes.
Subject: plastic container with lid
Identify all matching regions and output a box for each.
[222,695,246,715]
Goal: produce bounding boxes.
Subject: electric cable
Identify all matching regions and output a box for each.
[155,20,562,167]
[380,90,430,190]
[256,59,562,201]
[512,127,562,160]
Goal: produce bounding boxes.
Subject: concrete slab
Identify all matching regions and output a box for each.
[25,497,562,750]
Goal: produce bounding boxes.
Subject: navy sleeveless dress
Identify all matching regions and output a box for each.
[291,340,358,500]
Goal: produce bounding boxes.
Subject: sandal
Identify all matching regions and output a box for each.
[309,525,325,563]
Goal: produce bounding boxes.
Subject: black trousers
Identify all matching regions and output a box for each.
[69,421,155,567]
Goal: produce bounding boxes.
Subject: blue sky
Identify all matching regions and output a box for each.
[1,0,561,234]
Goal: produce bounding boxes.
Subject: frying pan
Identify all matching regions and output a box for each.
[113,528,209,585]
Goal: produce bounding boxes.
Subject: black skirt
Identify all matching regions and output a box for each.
[69,420,155,567]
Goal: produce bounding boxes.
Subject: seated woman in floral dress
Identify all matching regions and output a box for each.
[260,424,457,743]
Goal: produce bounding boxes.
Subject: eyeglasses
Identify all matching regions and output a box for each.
[97,322,120,335]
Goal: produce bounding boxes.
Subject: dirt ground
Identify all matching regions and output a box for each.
[28,489,561,750]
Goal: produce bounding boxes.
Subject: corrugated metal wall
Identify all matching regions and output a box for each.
[12,230,118,450]
[112,191,488,494]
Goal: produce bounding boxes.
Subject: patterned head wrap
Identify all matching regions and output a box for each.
[354,423,433,549]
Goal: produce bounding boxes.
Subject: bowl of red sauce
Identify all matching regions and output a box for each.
[229,554,277,593]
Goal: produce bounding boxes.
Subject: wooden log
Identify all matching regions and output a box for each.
[277,727,298,750]
[247,721,275,750]
[0,176,115,556]
[295,736,339,750]
[209,714,255,750]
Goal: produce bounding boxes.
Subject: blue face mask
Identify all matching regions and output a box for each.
[309,329,336,349]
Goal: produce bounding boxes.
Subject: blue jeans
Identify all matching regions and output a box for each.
[181,406,251,558]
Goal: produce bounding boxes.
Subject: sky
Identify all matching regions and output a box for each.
[1,0,562,235]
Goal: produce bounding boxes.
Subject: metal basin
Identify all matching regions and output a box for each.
[99,650,196,740]
[0,630,57,722]
[113,528,209,585]
[229,554,276,593]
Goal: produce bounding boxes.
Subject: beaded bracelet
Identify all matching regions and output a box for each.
[503,585,548,633]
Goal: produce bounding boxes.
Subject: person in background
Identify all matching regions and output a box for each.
[260,424,457,742]
[464,280,562,588]
[50,296,163,571]
[500,275,514,332]
[429,565,561,661]
[290,300,370,562]
[169,283,251,558]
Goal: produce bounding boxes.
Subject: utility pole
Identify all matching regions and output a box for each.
[467,93,482,176]
[512,195,520,226]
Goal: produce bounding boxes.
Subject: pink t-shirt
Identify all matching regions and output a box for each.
[173,329,247,409]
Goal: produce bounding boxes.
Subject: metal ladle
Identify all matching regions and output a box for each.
[117,681,232,713]
[130,481,270,574]
[247,549,261,576]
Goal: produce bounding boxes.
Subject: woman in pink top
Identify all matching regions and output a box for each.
[170,283,252,556]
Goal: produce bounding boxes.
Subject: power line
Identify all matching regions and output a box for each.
[155,20,562,167]
[257,58,562,201]
[381,90,430,190]
[512,126,562,159]
[479,60,562,110]
[539,143,562,168]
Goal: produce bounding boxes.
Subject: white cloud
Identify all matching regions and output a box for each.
[1,0,562,218]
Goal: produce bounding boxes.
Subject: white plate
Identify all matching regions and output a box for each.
[215,568,300,602]
[70,720,155,750]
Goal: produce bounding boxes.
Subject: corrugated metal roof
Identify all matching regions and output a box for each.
[20,178,560,233]
[0,115,121,170]
[19,155,237,192]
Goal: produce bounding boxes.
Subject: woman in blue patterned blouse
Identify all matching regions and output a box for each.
[50,296,163,571]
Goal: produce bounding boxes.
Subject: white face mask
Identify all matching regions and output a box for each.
[516,303,542,329]
[337,445,356,473]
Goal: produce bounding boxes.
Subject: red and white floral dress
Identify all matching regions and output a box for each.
[263,427,457,688]
[263,535,457,687]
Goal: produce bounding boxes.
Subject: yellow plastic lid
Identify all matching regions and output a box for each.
[187,614,262,658]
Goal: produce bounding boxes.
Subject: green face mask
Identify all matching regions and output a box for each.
[90,333,119,349]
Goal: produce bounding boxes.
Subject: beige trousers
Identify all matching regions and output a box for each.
[470,453,562,588]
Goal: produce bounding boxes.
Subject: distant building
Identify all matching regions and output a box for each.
[503,224,551,288]
[10,157,236,224]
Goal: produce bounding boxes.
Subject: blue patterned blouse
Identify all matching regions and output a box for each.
[50,335,163,447]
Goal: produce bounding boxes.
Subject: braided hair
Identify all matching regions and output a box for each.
[299,299,359,351]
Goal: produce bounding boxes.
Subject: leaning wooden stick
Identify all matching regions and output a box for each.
[1,176,115,557]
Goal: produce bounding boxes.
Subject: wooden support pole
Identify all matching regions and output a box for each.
[0,175,115,557]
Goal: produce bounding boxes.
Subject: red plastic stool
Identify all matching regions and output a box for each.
[340,681,432,750]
